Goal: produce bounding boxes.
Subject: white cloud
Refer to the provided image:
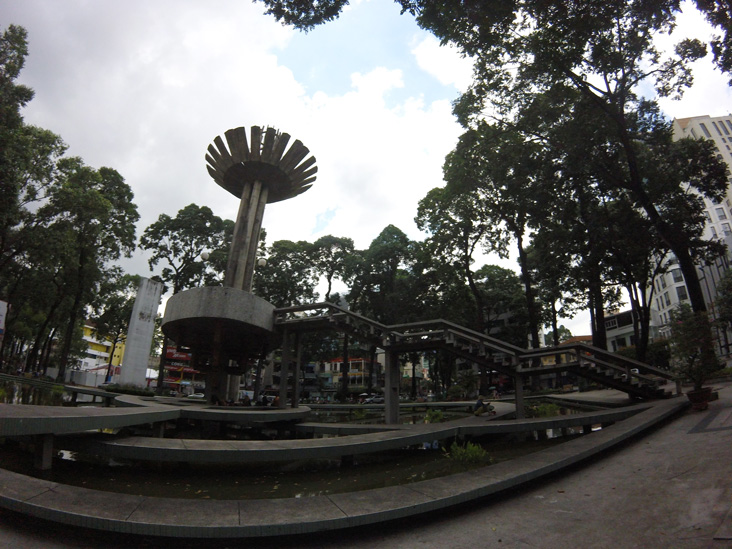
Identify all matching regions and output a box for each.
[411,35,474,91]
[4,0,728,337]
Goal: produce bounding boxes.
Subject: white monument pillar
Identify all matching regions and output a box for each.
[118,278,163,387]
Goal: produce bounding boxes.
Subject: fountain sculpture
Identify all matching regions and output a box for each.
[161,126,316,403]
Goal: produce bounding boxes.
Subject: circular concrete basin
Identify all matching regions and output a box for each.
[162,286,277,359]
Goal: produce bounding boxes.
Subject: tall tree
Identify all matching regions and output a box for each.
[443,124,551,350]
[416,185,504,332]
[140,204,232,294]
[254,239,317,307]
[92,270,140,382]
[258,1,731,313]
[346,225,415,324]
[140,203,231,393]
[311,235,354,301]
[40,159,138,381]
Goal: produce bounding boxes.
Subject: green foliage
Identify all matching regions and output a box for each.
[669,304,720,391]
[92,270,139,361]
[253,239,317,307]
[140,203,231,294]
[446,384,465,401]
[424,408,444,424]
[450,369,476,400]
[715,269,732,331]
[615,340,671,371]
[415,185,504,332]
[443,441,490,466]
[345,225,418,324]
[525,402,561,418]
[0,26,141,379]
[351,408,367,421]
[102,383,155,397]
[311,235,354,301]
[544,325,573,346]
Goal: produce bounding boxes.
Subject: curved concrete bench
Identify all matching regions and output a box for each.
[0,398,688,538]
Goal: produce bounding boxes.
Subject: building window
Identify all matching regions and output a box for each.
[700,123,712,138]
[664,292,671,306]
[705,211,712,222]
[671,269,683,283]
[724,223,732,236]
[676,286,689,301]
[712,226,719,238]
[717,207,728,220]
[605,318,618,330]
[661,275,667,289]
[726,120,732,134]
[712,121,724,136]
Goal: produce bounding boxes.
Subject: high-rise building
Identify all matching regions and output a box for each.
[673,115,732,241]
[606,115,732,359]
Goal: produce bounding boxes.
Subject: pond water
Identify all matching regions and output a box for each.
[0,378,73,405]
[0,434,578,500]
[0,389,601,500]
[309,409,471,425]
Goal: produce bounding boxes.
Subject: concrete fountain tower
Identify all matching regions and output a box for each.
[161,126,316,402]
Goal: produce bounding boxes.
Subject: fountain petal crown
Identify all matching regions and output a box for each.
[205,126,317,203]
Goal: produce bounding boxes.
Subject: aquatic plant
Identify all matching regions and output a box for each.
[424,409,444,423]
[443,441,490,466]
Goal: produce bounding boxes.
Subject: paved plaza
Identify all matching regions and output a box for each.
[0,383,730,548]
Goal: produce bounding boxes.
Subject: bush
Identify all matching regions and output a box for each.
[424,409,444,423]
[102,383,155,397]
[446,385,465,401]
[615,340,671,370]
[443,441,490,465]
[669,304,720,391]
[525,402,561,418]
[351,408,367,420]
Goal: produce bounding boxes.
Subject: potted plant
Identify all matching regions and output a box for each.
[668,304,720,411]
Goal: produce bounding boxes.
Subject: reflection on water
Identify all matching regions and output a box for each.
[0,379,72,405]
[309,409,471,424]
[0,390,597,500]
[0,434,575,500]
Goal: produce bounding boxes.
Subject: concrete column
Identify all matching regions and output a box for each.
[279,329,291,408]
[34,434,54,471]
[292,332,302,408]
[206,321,226,404]
[227,374,241,402]
[384,349,400,424]
[513,356,525,419]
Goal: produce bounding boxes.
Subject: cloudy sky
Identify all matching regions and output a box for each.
[4,0,731,336]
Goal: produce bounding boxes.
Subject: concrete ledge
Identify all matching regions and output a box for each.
[0,398,688,538]
[60,402,646,464]
[0,403,180,437]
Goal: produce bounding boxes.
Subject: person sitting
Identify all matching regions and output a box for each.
[474,396,495,416]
